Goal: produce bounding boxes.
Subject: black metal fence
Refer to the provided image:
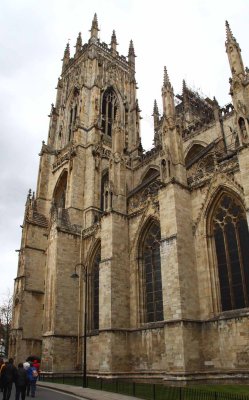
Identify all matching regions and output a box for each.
[39,373,249,400]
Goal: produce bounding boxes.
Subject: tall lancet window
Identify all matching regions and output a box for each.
[101,87,118,137]
[212,194,249,311]
[141,220,163,323]
[89,246,100,331]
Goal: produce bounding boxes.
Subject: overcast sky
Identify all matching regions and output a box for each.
[0,0,249,299]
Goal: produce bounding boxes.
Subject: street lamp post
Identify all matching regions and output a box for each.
[71,263,88,388]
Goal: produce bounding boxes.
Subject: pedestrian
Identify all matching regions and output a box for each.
[26,363,38,398]
[0,357,6,392]
[23,363,30,397]
[32,360,40,379]
[1,357,17,400]
[15,363,29,400]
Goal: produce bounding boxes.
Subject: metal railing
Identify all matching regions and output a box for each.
[39,373,249,400]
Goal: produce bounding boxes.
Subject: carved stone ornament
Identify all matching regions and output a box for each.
[52,145,77,171]
[128,180,163,212]
[92,144,111,160]
[237,100,247,116]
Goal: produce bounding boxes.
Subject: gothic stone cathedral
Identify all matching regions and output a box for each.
[10,16,249,383]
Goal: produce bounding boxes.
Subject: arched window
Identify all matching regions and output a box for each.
[53,171,68,208]
[141,220,163,323]
[101,170,109,211]
[238,117,247,139]
[141,168,159,184]
[68,104,77,142]
[185,144,205,167]
[101,87,118,137]
[212,194,249,311]
[89,246,100,330]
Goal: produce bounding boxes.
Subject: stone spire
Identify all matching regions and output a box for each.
[128,40,136,68]
[163,66,172,89]
[152,99,160,128]
[152,100,160,145]
[62,42,70,72]
[90,13,99,42]
[74,32,82,57]
[162,66,175,119]
[153,99,159,115]
[225,20,236,44]
[225,20,244,77]
[110,30,118,54]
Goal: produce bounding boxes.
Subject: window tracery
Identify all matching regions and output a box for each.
[140,220,163,323]
[101,88,118,137]
[212,194,249,311]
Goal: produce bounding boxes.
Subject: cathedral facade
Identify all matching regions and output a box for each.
[10,16,249,383]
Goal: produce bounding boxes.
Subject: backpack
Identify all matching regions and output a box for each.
[32,368,38,378]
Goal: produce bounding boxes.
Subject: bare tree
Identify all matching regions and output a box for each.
[0,290,13,357]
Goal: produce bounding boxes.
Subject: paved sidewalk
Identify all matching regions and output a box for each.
[38,381,143,400]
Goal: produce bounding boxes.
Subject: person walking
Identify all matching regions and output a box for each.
[26,363,38,398]
[1,358,17,400]
[0,358,6,392]
[15,363,29,400]
[23,363,30,397]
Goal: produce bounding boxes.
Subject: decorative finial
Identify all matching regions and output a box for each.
[61,42,70,71]
[110,30,118,53]
[213,96,219,107]
[182,79,187,92]
[90,13,99,41]
[225,20,238,45]
[163,66,171,87]
[128,40,136,68]
[128,40,135,56]
[25,189,32,207]
[75,32,82,56]
[153,100,159,115]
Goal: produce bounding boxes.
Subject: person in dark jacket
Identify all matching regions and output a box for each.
[26,363,38,398]
[0,357,5,392]
[1,358,17,400]
[15,363,29,400]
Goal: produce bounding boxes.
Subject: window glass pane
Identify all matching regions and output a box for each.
[142,221,163,322]
[214,226,232,310]
[225,221,244,308]
[238,219,249,304]
[213,194,249,311]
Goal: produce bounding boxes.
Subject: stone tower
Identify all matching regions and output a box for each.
[11,18,249,383]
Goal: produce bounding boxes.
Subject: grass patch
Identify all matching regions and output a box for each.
[190,385,249,396]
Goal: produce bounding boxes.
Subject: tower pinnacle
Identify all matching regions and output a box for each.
[90,13,99,42]
[163,66,171,88]
[225,20,244,77]
[128,40,136,68]
[62,42,70,71]
[162,66,175,120]
[153,99,159,116]
[110,30,118,54]
[75,32,82,57]
[225,20,236,44]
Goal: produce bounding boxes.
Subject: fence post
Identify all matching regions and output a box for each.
[132,382,135,397]
[179,386,182,400]
[153,384,156,400]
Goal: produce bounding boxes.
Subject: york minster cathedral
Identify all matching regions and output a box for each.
[10,15,249,383]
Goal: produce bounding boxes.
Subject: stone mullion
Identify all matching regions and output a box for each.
[235,221,248,307]
[151,247,157,322]
[223,224,235,309]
